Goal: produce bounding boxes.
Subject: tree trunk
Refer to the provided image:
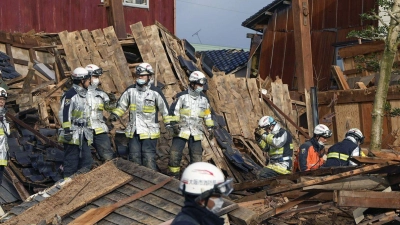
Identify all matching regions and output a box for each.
[370,1,400,151]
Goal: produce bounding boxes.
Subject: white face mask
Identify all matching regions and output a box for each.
[91,78,100,86]
[208,197,224,214]
[137,79,147,85]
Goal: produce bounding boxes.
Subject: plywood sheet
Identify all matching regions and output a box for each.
[390,101,400,149]
[334,103,361,141]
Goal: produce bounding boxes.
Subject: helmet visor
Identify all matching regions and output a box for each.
[322,130,332,138]
[89,68,103,76]
[0,89,7,99]
[192,78,207,85]
[136,66,154,75]
[214,178,233,196]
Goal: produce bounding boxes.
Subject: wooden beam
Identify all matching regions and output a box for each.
[317,85,400,105]
[335,190,400,208]
[107,0,127,39]
[292,0,314,91]
[301,175,389,191]
[233,167,355,191]
[331,66,350,90]
[266,162,399,195]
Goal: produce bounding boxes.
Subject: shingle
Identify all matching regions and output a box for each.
[199,49,249,74]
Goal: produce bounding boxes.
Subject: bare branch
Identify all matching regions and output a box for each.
[388,10,400,24]
[372,12,389,28]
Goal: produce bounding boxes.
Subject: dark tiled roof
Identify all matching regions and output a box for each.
[241,0,286,30]
[200,49,249,74]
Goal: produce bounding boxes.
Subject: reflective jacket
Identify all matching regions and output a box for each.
[171,198,224,225]
[256,124,293,174]
[0,111,10,166]
[324,137,359,167]
[86,88,110,135]
[298,138,325,171]
[58,85,93,145]
[170,89,214,141]
[112,83,171,139]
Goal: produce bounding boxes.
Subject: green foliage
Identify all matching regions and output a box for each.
[354,54,381,72]
[384,101,400,117]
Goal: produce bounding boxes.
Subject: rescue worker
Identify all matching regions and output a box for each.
[0,88,9,186]
[109,62,171,170]
[254,116,293,178]
[298,124,332,171]
[171,162,233,225]
[168,71,214,178]
[58,67,95,178]
[323,128,365,167]
[84,64,115,162]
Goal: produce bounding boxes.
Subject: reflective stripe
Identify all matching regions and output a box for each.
[129,104,137,111]
[193,134,202,141]
[290,143,294,149]
[205,119,214,127]
[258,140,267,149]
[142,105,156,113]
[171,116,180,122]
[327,152,349,161]
[265,133,274,144]
[98,104,104,111]
[125,132,134,138]
[361,151,366,157]
[139,132,160,140]
[169,166,180,173]
[199,108,211,117]
[179,131,190,140]
[164,115,174,123]
[281,156,292,161]
[269,147,284,156]
[179,108,191,116]
[71,110,83,118]
[113,108,125,117]
[62,121,72,128]
[94,127,105,134]
[0,159,7,166]
[266,164,291,175]
[57,135,80,145]
[0,128,4,135]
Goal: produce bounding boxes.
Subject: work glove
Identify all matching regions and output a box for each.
[108,113,119,122]
[108,93,117,104]
[64,128,73,142]
[254,127,267,140]
[208,127,214,140]
[173,123,180,135]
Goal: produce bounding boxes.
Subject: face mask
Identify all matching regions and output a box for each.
[91,78,100,86]
[195,87,203,93]
[137,79,147,85]
[208,197,224,214]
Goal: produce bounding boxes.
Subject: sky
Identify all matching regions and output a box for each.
[176,0,273,49]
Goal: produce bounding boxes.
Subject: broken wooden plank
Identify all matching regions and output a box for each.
[331,65,350,90]
[91,29,126,93]
[103,26,133,87]
[335,190,400,208]
[4,167,30,201]
[130,22,156,63]
[145,25,176,85]
[81,29,117,93]
[266,162,399,195]
[58,30,81,70]
[70,31,92,67]
[2,161,132,225]
[302,175,389,191]
[227,206,257,225]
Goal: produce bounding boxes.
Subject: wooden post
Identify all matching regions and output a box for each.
[292,0,314,91]
[107,0,127,39]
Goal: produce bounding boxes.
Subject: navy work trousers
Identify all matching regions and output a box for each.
[169,136,203,169]
[63,138,93,178]
[128,133,158,170]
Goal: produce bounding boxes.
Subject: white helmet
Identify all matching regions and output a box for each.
[0,87,7,99]
[258,116,277,128]
[71,67,90,80]
[180,162,233,197]
[314,124,332,138]
[346,128,365,144]
[85,64,103,76]
[136,62,154,75]
[189,71,207,84]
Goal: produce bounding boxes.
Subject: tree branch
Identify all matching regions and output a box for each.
[372,12,389,28]
[388,10,400,24]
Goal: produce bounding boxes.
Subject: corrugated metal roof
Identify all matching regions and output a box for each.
[199,49,249,74]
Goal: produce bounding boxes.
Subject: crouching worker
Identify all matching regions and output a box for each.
[0,88,10,186]
[323,128,365,167]
[255,116,293,179]
[172,162,233,225]
[298,124,332,171]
